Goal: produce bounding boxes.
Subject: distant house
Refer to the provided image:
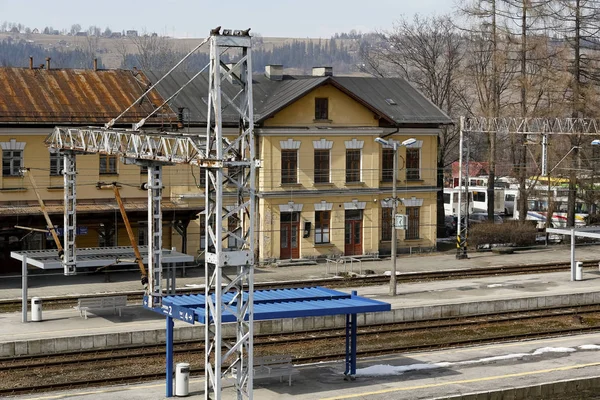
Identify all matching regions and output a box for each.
[51,30,60,35]
[32,28,39,34]
[126,30,138,37]
[75,31,88,37]
[450,161,489,187]
[110,32,122,38]
[10,27,19,33]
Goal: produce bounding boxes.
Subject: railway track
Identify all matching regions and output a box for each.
[2,303,600,395]
[1,259,596,313]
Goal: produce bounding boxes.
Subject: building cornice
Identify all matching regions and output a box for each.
[255,127,440,136]
[258,186,441,198]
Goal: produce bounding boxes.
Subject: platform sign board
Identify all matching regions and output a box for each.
[46,226,88,238]
[143,295,195,325]
[395,214,407,230]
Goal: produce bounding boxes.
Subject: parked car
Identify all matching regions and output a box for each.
[468,213,503,225]
[445,215,457,236]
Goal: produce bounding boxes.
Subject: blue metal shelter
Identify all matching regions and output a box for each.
[144,286,391,397]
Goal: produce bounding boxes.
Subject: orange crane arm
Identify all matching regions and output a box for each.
[23,169,64,256]
[111,184,149,287]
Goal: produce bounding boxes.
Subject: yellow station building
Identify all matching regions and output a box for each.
[148,65,452,262]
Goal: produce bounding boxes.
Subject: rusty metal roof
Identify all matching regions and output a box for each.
[0,68,177,125]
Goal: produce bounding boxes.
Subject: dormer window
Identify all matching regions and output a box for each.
[315,98,329,120]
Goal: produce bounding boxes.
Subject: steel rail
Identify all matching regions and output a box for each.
[4,303,600,371]
[3,321,600,396]
[1,259,597,312]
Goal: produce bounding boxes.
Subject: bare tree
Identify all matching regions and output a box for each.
[546,0,600,225]
[70,24,81,35]
[359,14,466,237]
[124,31,179,74]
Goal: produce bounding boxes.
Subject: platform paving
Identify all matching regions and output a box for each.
[2,245,600,344]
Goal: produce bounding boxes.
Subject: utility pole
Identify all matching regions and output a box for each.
[375,137,416,295]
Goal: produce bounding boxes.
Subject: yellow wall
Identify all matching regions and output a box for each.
[0,134,201,201]
[0,132,201,256]
[263,84,379,127]
[258,193,438,261]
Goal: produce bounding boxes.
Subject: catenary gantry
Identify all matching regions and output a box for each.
[456,116,600,259]
[44,30,257,400]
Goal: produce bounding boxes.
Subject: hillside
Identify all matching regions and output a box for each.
[0,32,364,75]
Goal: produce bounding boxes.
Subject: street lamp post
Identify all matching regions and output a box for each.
[375,137,417,296]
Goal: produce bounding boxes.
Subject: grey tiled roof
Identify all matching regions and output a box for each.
[145,70,452,126]
[331,77,453,125]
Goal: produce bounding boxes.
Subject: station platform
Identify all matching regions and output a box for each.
[4,245,600,399]
[11,332,600,399]
[2,245,600,344]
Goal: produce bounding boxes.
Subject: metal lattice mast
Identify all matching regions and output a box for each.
[456,117,468,259]
[63,151,77,275]
[148,164,163,306]
[204,31,256,400]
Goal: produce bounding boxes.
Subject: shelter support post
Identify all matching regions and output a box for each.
[166,316,174,397]
[571,228,576,281]
[63,151,77,275]
[345,314,350,376]
[344,291,358,380]
[21,257,27,323]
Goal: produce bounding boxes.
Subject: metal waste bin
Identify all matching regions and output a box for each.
[575,261,583,281]
[31,297,42,322]
[175,362,190,397]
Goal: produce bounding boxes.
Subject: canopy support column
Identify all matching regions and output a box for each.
[21,257,27,323]
[166,316,174,397]
[344,290,358,380]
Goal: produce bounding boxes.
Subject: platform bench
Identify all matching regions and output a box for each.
[253,355,298,386]
[74,296,127,319]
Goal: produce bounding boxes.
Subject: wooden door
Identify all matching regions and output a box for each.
[344,210,363,256]
[280,212,300,259]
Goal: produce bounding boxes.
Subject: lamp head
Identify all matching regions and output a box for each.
[592,139,600,146]
[374,137,389,146]
[401,138,417,146]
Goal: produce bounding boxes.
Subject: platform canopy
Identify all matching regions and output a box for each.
[145,286,391,325]
[11,246,194,269]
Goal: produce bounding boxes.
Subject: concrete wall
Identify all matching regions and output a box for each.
[3,291,600,357]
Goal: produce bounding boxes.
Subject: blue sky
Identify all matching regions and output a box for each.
[0,0,455,38]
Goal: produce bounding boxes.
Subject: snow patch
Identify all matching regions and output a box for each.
[355,345,589,377]
[486,284,504,288]
[532,347,576,355]
[579,344,600,350]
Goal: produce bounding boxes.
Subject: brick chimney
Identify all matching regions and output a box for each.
[45,57,51,70]
[29,56,33,70]
[93,58,98,71]
[312,66,333,77]
[265,64,283,81]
